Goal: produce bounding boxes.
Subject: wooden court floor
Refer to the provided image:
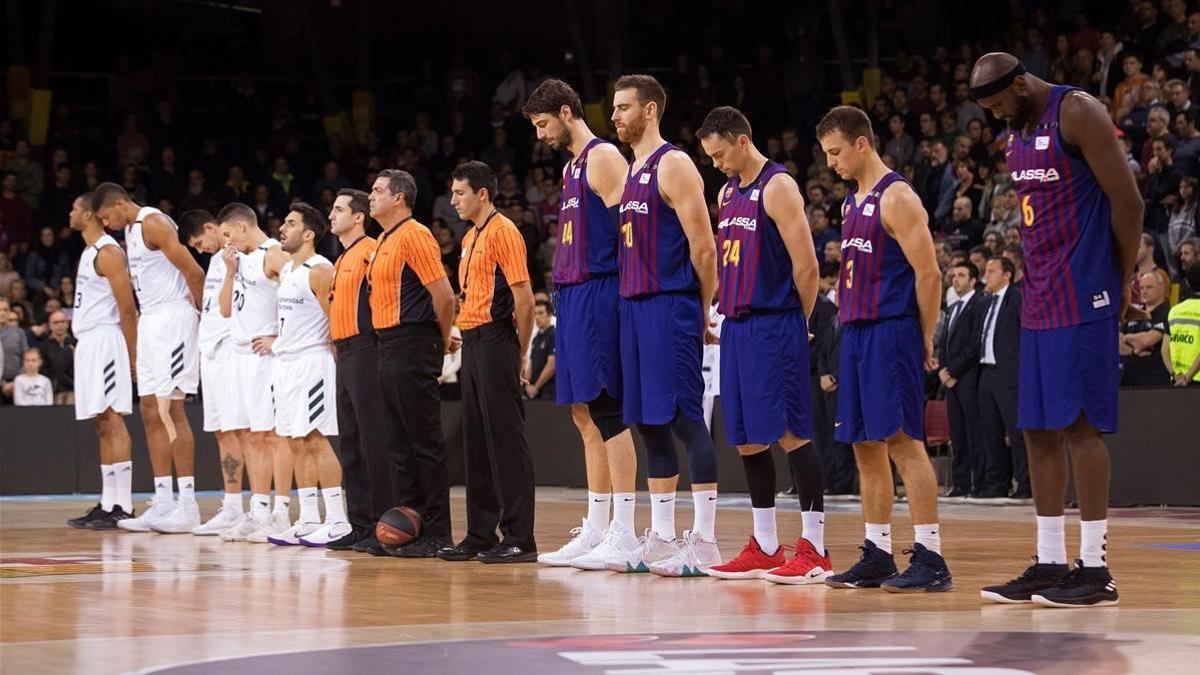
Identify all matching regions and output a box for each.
[1,488,1197,674]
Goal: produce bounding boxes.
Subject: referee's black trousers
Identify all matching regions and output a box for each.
[334,335,393,529]
[460,319,536,550]
[378,322,452,540]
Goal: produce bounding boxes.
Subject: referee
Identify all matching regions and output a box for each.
[367,169,458,557]
[325,189,391,553]
[436,161,538,564]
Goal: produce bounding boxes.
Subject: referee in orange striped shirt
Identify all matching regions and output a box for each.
[367,169,458,557]
[435,161,538,564]
[325,188,392,552]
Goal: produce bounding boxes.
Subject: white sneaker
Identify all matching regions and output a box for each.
[571,523,640,571]
[192,507,246,536]
[605,528,681,573]
[247,511,292,543]
[649,530,721,578]
[297,521,353,547]
[150,499,201,534]
[220,513,264,542]
[537,518,604,566]
[117,499,175,532]
[266,521,322,546]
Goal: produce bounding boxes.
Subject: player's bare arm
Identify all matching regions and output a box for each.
[513,280,535,383]
[764,172,819,319]
[658,150,718,330]
[142,214,204,309]
[263,244,289,283]
[881,182,941,370]
[586,142,629,208]
[309,263,334,317]
[96,245,140,374]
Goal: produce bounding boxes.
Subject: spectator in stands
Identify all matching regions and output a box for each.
[1144,136,1182,234]
[524,299,555,401]
[178,169,217,214]
[1172,107,1200,174]
[1112,52,1149,119]
[1002,243,1025,284]
[268,157,299,212]
[220,165,252,205]
[968,245,992,278]
[982,231,1004,257]
[939,260,985,497]
[40,310,74,404]
[39,163,74,229]
[0,298,28,394]
[952,159,984,216]
[9,347,51,406]
[149,146,181,204]
[6,278,34,323]
[943,196,984,251]
[1140,106,1176,172]
[1165,78,1193,117]
[116,113,151,170]
[4,140,43,209]
[822,239,841,265]
[884,114,916,167]
[0,252,19,297]
[986,185,1021,236]
[1168,176,1199,278]
[1004,225,1021,248]
[1,172,34,248]
[811,276,854,495]
[1121,271,1172,387]
[976,256,1029,500]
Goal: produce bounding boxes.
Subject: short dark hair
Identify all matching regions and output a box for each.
[178,209,216,242]
[969,244,993,259]
[953,260,979,280]
[522,78,585,119]
[1154,135,1176,153]
[991,255,1017,278]
[1003,243,1024,261]
[376,169,418,209]
[288,200,328,243]
[697,106,753,142]
[336,188,370,217]
[819,260,841,279]
[535,298,554,315]
[1187,261,1200,296]
[91,182,130,211]
[450,161,498,202]
[614,74,667,116]
[816,106,875,145]
[216,201,258,227]
[78,191,95,211]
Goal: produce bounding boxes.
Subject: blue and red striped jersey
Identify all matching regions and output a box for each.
[715,161,802,319]
[1006,85,1122,329]
[837,171,918,323]
[618,143,698,298]
[554,138,620,286]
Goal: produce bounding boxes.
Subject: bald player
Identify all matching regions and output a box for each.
[971,53,1143,608]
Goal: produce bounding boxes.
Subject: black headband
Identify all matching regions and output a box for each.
[969,62,1026,100]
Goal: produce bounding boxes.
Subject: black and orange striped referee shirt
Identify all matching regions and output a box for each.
[330,236,376,341]
[457,211,530,331]
[367,217,447,330]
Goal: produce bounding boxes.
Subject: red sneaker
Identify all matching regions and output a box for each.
[764,538,834,585]
[707,536,786,580]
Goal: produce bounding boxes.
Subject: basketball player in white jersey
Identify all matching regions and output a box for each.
[180,210,248,535]
[66,193,139,530]
[258,202,349,547]
[214,202,295,543]
[92,183,204,533]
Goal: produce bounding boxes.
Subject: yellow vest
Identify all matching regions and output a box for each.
[1167,298,1200,383]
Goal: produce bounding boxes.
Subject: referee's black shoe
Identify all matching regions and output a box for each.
[476,543,539,564]
[327,524,372,551]
[436,539,496,561]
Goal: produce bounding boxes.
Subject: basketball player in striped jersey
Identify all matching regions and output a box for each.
[696,107,833,585]
[971,53,1143,607]
[215,202,295,543]
[65,193,139,530]
[521,79,641,569]
[92,183,205,533]
[259,202,349,547]
[607,74,722,577]
[815,107,953,592]
[180,210,248,535]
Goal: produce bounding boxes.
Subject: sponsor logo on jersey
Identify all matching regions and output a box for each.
[620,200,649,215]
[717,216,758,231]
[1035,135,1050,150]
[841,237,875,253]
[560,197,580,211]
[750,188,761,202]
[1012,168,1061,183]
[1091,290,1110,309]
[862,203,876,217]
[639,172,651,184]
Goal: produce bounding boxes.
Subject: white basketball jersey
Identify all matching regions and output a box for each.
[125,206,191,311]
[274,255,332,355]
[231,239,281,345]
[198,253,231,356]
[73,235,121,334]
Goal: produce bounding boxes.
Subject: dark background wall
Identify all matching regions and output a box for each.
[2,389,1198,506]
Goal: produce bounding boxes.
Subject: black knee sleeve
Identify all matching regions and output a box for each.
[670,413,718,484]
[637,423,679,478]
[587,391,627,442]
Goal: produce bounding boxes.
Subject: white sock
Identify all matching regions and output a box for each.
[586,491,610,532]
[272,494,291,515]
[153,475,173,505]
[177,476,195,502]
[650,492,676,540]
[801,511,826,554]
[250,493,271,520]
[298,487,319,524]
[692,490,717,541]
[222,492,244,513]
[752,507,779,555]
[612,492,635,532]
[1080,519,1108,567]
[100,464,115,511]
[1036,515,1067,564]
[113,461,133,512]
[322,487,347,524]
[914,523,942,555]
[865,522,893,554]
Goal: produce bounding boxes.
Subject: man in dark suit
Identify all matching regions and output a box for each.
[976,256,1029,500]
[809,291,855,495]
[937,262,986,497]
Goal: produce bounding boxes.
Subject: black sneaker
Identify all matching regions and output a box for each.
[68,504,109,529]
[882,543,954,593]
[327,525,372,551]
[826,539,898,589]
[980,557,1069,604]
[1032,561,1119,608]
[388,534,453,559]
[87,505,134,530]
[436,539,496,561]
[352,536,386,556]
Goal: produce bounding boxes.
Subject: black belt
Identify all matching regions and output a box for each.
[333,333,377,351]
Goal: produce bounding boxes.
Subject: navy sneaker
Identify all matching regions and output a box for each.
[980,557,1069,604]
[825,539,898,589]
[68,504,108,529]
[881,543,954,593]
[1031,561,1119,608]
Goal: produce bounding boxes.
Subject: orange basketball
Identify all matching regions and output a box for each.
[376,506,422,547]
